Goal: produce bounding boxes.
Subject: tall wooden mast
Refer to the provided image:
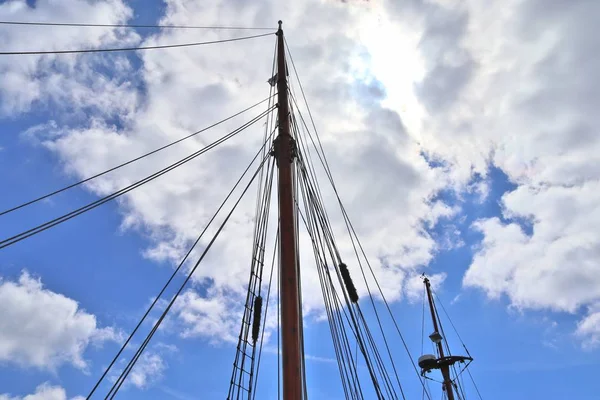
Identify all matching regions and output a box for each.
[424,277,455,400]
[275,20,304,400]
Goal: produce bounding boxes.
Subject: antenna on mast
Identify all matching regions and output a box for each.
[419,276,472,400]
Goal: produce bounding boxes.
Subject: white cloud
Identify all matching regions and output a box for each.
[404,272,446,303]
[576,305,600,349]
[379,0,600,345]
[110,342,176,390]
[0,271,120,370]
[0,383,82,400]
[1,0,457,345]
[0,0,138,116]
[1,0,599,372]
[172,289,240,344]
[127,352,166,389]
[14,0,600,354]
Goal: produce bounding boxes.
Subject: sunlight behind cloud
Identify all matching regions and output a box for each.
[357,14,426,138]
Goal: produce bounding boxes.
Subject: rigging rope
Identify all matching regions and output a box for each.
[293,155,364,398]
[432,291,483,400]
[290,87,404,399]
[285,39,432,399]
[0,95,276,217]
[422,286,429,400]
[429,288,471,400]
[0,32,274,55]
[251,231,279,400]
[466,369,483,400]
[0,20,273,30]
[229,40,279,397]
[106,154,270,399]
[295,139,402,398]
[228,154,276,399]
[87,125,277,399]
[296,152,399,399]
[0,107,275,250]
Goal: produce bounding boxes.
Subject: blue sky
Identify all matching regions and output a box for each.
[1,0,600,399]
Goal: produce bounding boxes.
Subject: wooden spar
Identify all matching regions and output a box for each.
[275,21,304,400]
[424,278,455,400]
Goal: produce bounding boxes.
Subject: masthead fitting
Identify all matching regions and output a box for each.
[278,20,283,29]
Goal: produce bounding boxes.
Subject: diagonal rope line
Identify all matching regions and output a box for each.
[251,230,279,399]
[0,95,276,216]
[291,98,403,398]
[0,106,275,250]
[87,125,277,399]
[285,39,432,399]
[297,153,400,399]
[296,152,394,399]
[0,32,274,55]
[106,155,270,399]
[0,20,273,30]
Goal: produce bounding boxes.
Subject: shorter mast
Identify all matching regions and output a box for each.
[419,277,472,400]
[424,277,455,400]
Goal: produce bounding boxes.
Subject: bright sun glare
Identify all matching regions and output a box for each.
[357,13,427,139]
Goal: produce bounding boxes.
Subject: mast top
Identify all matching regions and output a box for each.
[278,20,283,31]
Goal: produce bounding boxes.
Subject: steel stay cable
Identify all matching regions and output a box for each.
[296,172,361,400]
[277,239,281,400]
[248,39,277,282]
[297,158,373,397]
[236,158,276,399]
[289,92,337,259]
[287,63,432,397]
[294,103,402,399]
[251,230,279,400]
[111,157,269,398]
[339,199,432,399]
[229,163,274,398]
[87,125,276,400]
[297,165,377,399]
[1,95,276,217]
[466,369,483,400]
[0,20,272,30]
[296,174,361,400]
[432,291,472,357]
[232,157,275,399]
[0,107,275,250]
[227,127,275,398]
[431,293,469,400]
[295,151,309,400]
[247,160,276,397]
[0,32,274,55]
[296,184,354,399]
[422,287,429,400]
[354,303,404,399]
[295,134,405,399]
[107,154,270,399]
[295,166,361,399]
[298,167,374,395]
[431,290,483,399]
[354,304,396,399]
[250,39,277,267]
[296,154,401,398]
[292,87,423,396]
